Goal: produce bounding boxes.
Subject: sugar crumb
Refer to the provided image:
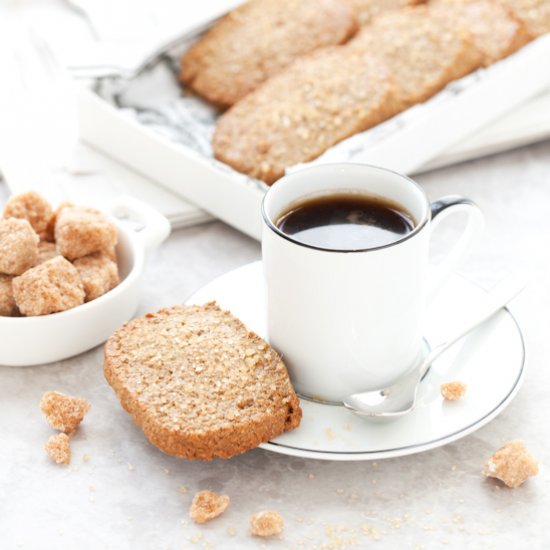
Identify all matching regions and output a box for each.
[44,433,71,465]
[40,391,90,434]
[250,511,284,537]
[190,533,202,544]
[482,440,538,488]
[189,490,230,524]
[440,381,467,401]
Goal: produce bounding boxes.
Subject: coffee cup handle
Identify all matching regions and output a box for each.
[428,195,484,299]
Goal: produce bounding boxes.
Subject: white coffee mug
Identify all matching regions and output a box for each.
[261,163,484,403]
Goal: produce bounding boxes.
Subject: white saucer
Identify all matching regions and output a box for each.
[186,262,525,461]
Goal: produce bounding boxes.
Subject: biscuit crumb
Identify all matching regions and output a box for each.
[482,440,538,488]
[440,381,467,401]
[45,433,71,464]
[189,490,230,524]
[83,453,90,462]
[40,391,91,434]
[250,511,284,537]
[178,485,189,494]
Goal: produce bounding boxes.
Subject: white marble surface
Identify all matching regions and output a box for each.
[1,141,550,550]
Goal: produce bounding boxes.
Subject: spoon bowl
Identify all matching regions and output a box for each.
[343,272,528,419]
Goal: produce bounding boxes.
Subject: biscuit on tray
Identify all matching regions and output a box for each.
[104,302,302,460]
[180,0,358,107]
[213,48,397,184]
[348,6,483,108]
[430,0,532,65]
[350,0,425,25]
[493,0,550,37]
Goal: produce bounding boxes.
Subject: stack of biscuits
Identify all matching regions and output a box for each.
[179,0,549,184]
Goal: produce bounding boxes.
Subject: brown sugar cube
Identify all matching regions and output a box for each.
[483,440,539,488]
[36,241,60,265]
[44,433,71,465]
[189,490,230,524]
[0,218,39,275]
[440,381,467,401]
[40,391,91,434]
[3,191,53,237]
[250,511,284,537]
[12,257,85,316]
[55,205,117,260]
[43,201,74,243]
[73,253,119,302]
[0,274,18,316]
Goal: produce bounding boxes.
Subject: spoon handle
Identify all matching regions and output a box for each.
[420,271,529,377]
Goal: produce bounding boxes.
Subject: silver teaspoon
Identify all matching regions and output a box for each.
[343,272,528,419]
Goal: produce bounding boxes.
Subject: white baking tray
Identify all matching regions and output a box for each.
[77,18,550,240]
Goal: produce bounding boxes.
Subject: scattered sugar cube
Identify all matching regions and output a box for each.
[0,274,18,316]
[45,433,71,465]
[0,218,39,275]
[250,511,284,537]
[13,257,85,316]
[189,490,230,524]
[3,191,53,238]
[55,205,117,260]
[36,241,60,265]
[73,253,119,301]
[40,391,91,434]
[483,440,538,488]
[440,381,467,401]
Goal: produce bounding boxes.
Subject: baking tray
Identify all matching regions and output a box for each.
[77,18,550,240]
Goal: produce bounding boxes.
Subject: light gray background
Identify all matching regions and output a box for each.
[1,140,549,549]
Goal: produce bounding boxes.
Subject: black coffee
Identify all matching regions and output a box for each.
[275,193,415,250]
